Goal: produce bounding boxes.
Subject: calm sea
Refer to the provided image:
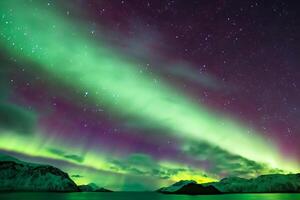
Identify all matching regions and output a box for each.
[0,192,299,200]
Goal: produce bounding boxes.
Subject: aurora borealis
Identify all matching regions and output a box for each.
[0,0,299,191]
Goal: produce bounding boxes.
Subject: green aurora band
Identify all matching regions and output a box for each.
[0,0,299,187]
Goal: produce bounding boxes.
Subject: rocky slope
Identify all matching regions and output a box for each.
[0,154,78,192]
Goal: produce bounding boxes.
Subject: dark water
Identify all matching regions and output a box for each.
[0,192,299,200]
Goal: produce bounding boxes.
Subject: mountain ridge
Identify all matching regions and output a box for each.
[159,173,300,195]
[206,173,300,193]
[1,153,299,193]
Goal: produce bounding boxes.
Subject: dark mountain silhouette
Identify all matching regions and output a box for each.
[78,183,112,192]
[158,180,220,195]
[157,180,196,193]
[172,183,221,195]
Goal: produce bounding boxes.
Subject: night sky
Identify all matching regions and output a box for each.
[0,0,299,191]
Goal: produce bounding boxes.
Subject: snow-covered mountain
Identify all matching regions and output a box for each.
[0,154,78,192]
[206,174,300,193]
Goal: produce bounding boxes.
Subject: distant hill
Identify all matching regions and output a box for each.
[78,183,113,192]
[159,174,300,195]
[0,154,78,192]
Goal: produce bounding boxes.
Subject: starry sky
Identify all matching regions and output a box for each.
[0,0,299,191]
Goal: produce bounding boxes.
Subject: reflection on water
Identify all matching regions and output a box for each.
[0,192,299,200]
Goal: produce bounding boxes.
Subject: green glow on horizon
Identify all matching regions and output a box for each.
[0,0,299,186]
[0,131,214,190]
